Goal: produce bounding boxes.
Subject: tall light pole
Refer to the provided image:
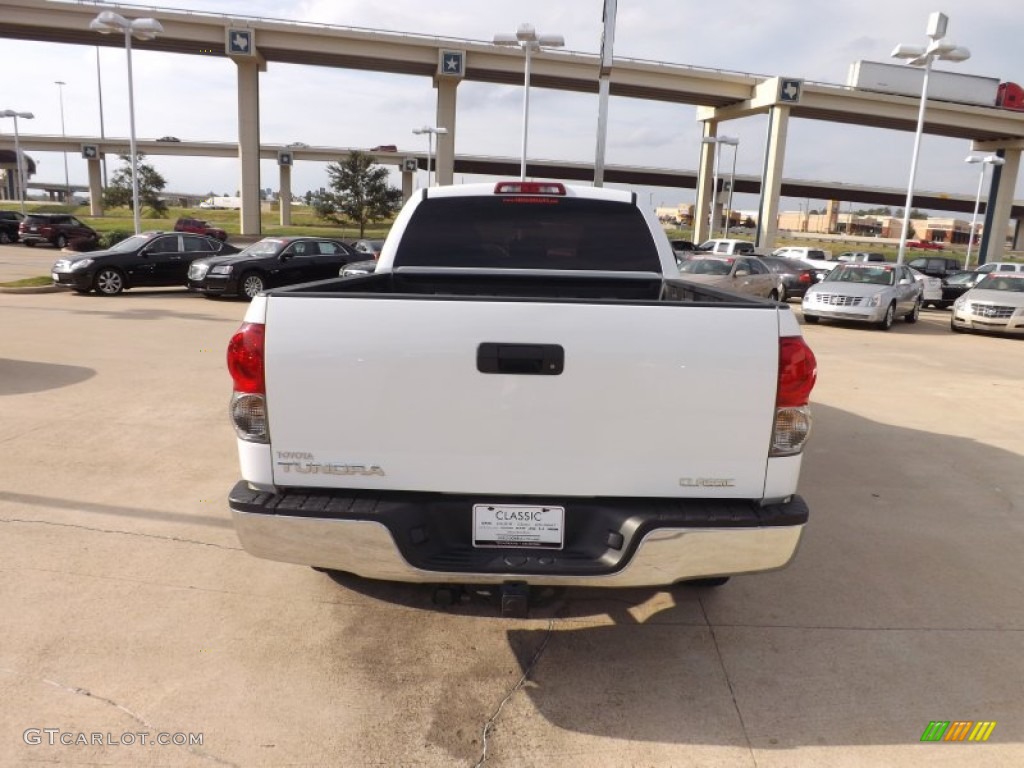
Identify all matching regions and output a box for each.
[89,10,163,235]
[964,154,1003,269]
[723,138,740,237]
[96,48,108,187]
[55,80,70,203]
[412,126,448,187]
[891,12,970,264]
[0,110,34,215]
[493,24,565,181]
[701,135,738,240]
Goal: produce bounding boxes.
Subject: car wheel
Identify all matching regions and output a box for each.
[803,314,820,324]
[0,231,11,244]
[56,234,68,249]
[94,268,125,295]
[241,272,265,300]
[877,302,895,331]
[776,285,787,302]
[24,240,35,248]
[905,298,921,323]
[768,289,780,301]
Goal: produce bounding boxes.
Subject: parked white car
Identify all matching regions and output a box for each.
[975,261,1024,274]
[950,272,1024,335]
[774,246,840,279]
[802,263,923,330]
[909,267,943,308]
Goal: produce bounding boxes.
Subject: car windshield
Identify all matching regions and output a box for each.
[976,275,1024,292]
[945,272,977,285]
[826,266,895,286]
[108,235,152,253]
[680,258,732,275]
[238,240,284,257]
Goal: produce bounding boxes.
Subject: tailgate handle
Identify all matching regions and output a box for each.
[477,343,564,375]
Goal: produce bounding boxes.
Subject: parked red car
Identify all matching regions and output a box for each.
[174,217,227,242]
[906,240,945,251]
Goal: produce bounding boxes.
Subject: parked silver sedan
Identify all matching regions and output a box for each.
[677,255,781,299]
[802,263,923,330]
[950,272,1024,335]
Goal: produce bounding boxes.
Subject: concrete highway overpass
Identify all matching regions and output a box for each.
[6,134,1024,225]
[4,0,1024,260]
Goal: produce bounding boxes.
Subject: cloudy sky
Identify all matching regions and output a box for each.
[1,0,1020,213]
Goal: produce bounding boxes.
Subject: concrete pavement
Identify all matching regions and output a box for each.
[1,280,1022,766]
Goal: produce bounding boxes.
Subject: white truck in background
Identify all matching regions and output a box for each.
[847,60,1000,107]
[225,181,818,615]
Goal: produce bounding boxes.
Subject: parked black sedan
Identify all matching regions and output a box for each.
[758,255,821,301]
[187,236,360,299]
[938,270,985,309]
[51,231,238,295]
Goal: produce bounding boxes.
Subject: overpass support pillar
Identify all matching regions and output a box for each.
[236,58,262,236]
[402,168,415,201]
[278,163,292,227]
[1013,218,1024,252]
[693,121,718,244]
[756,105,791,252]
[434,78,458,186]
[87,157,103,217]
[980,148,1020,265]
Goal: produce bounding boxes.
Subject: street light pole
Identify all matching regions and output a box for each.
[701,135,738,240]
[964,154,1004,270]
[891,12,970,264]
[55,80,70,203]
[90,11,163,235]
[96,47,108,187]
[493,24,565,182]
[0,110,35,215]
[724,139,739,237]
[412,126,448,187]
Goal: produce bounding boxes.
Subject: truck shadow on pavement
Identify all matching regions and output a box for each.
[0,358,95,395]
[320,402,1024,750]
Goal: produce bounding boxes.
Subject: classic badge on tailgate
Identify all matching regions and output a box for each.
[473,504,564,549]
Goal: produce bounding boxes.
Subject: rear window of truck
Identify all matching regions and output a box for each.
[393,196,662,272]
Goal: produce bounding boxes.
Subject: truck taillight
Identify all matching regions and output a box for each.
[228,323,268,443]
[227,322,265,393]
[771,336,817,456]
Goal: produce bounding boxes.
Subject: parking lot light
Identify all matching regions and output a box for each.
[964,154,1004,269]
[411,126,448,187]
[0,109,34,215]
[89,11,164,235]
[891,12,971,265]
[701,135,738,240]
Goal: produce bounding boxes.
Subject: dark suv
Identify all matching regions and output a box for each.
[0,210,25,244]
[19,214,99,249]
[908,256,963,278]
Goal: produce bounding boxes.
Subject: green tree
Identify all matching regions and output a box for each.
[313,151,403,237]
[102,153,168,215]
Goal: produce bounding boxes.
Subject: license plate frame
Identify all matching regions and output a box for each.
[472,504,564,549]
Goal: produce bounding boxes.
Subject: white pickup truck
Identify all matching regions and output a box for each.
[226,181,817,612]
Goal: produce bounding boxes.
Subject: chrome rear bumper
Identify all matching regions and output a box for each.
[231,509,804,588]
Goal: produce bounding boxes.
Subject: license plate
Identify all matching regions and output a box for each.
[473,504,564,549]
